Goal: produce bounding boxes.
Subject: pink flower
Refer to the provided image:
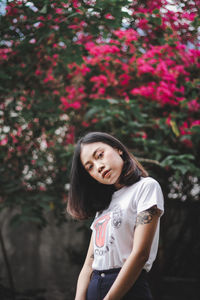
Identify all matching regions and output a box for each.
[166,115,171,126]
[6,5,18,16]
[82,121,89,127]
[131,82,156,98]
[90,75,108,86]
[43,74,54,83]
[53,90,59,95]
[182,139,193,148]
[98,87,105,95]
[72,0,79,8]
[55,8,63,14]
[114,29,138,43]
[79,65,91,76]
[68,25,79,30]
[0,137,8,146]
[10,134,18,144]
[53,54,59,59]
[35,69,42,76]
[182,12,196,21]
[188,99,200,112]
[119,74,131,85]
[20,96,26,102]
[66,126,75,144]
[39,186,46,191]
[88,44,120,56]
[0,48,11,60]
[191,120,200,127]
[60,96,69,108]
[142,132,147,139]
[60,97,81,110]
[179,122,191,135]
[16,127,22,136]
[138,63,155,75]
[71,101,81,109]
[137,19,148,29]
[105,14,115,20]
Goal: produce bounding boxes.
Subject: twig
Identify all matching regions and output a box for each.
[136,157,161,166]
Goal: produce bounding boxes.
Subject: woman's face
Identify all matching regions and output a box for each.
[80,142,124,187]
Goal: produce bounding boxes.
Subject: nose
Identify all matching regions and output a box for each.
[98,165,104,174]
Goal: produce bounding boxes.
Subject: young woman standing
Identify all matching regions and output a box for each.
[67,132,164,300]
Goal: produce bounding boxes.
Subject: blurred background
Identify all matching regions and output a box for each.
[0,0,200,299]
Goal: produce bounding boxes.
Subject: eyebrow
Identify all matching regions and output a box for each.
[84,147,102,167]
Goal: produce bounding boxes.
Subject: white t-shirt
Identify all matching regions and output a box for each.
[90,176,164,272]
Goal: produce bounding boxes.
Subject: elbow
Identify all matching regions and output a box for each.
[141,253,149,264]
[139,252,149,265]
[132,249,150,265]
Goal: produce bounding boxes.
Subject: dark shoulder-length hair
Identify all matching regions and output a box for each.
[67,132,148,220]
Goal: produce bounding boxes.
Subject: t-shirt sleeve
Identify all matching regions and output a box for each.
[136,178,164,215]
[90,212,99,230]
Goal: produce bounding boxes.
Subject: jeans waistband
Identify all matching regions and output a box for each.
[93,268,147,275]
[93,268,121,275]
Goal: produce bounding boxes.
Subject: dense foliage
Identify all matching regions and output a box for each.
[0,0,199,236]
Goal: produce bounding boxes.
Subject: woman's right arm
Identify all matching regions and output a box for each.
[74,232,94,300]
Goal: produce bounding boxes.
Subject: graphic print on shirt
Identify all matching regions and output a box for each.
[112,207,123,229]
[94,214,111,248]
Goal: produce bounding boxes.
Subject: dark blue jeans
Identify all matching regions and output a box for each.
[86,268,153,300]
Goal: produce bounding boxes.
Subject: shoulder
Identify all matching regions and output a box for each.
[137,177,163,197]
[129,176,161,191]
[139,176,161,188]
[119,177,161,196]
[135,177,164,214]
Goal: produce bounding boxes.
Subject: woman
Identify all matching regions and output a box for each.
[67,132,164,300]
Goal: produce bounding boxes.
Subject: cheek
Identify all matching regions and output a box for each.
[90,170,102,181]
[108,152,124,169]
[118,159,124,173]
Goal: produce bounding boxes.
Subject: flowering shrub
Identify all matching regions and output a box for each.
[0,0,199,227]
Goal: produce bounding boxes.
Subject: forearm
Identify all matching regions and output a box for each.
[75,266,93,300]
[104,207,161,300]
[103,251,147,300]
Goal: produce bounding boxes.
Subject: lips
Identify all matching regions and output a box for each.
[102,169,111,178]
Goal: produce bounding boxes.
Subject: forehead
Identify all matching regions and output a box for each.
[80,142,111,164]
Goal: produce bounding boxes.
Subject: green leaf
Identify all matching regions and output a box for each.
[85,106,101,120]
[170,121,180,137]
[0,71,12,80]
[153,9,160,14]
[153,17,162,26]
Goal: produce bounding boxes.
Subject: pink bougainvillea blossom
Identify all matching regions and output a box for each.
[105,14,115,20]
[191,120,200,127]
[188,99,200,112]
[182,139,193,148]
[119,74,131,86]
[114,29,138,43]
[131,82,156,98]
[85,43,120,56]
[179,122,191,136]
[0,137,8,146]
[0,48,12,61]
[66,126,75,144]
[60,97,81,110]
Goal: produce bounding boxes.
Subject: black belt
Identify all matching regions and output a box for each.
[93,268,121,275]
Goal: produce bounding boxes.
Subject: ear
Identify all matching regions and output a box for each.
[118,149,123,156]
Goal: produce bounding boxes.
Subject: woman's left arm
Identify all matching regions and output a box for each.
[103,205,162,300]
